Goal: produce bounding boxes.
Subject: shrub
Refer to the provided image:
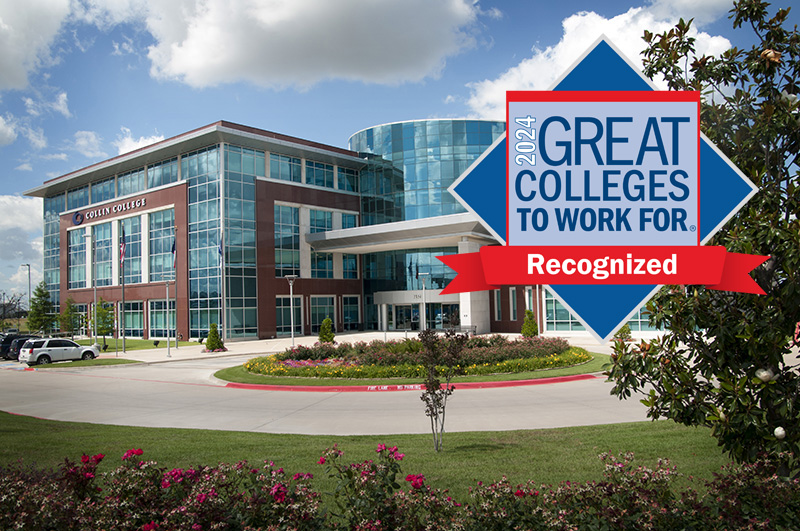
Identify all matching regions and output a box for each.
[521,310,538,337]
[318,317,335,343]
[613,323,632,342]
[205,323,225,351]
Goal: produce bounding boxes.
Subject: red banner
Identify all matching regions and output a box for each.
[438,246,768,295]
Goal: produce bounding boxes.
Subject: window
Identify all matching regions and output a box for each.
[147,158,178,188]
[544,289,585,331]
[337,167,358,192]
[119,217,142,284]
[269,153,301,182]
[525,287,534,311]
[342,213,357,229]
[311,252,333,279]
[343,254,358,279]
[91,177,115,204]
[276,296,302,336]
[93,223,113,287]
[343,296,359,331]
[122,301,144,337]
[494,290,502,321]
[309,210,332,233]
[510,287,517,321]
[68,228,86,289]
[118,168,145,196]
[306,160,333,188]
[149,299,175,338]
[150,209,175,282]
[310,296,335,333]
[67,185,89,210]
[274,205,299,277]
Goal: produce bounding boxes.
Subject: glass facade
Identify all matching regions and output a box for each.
[93,222,113,287]
[306,161,334,189]
[149,299,175,338]
[350,120,504,329]
[91,177,115,204]
[223,144,259,338]
[186,146,221,339]
[118,167,145,197]
[147,158,178,189]
[119,217,142,285]
[310,295,335,333]
[67,228,87,290]
[270,153,301,183]
[274,205,299,278]
[43,193,64,308]
[276,296,302,336]
[149,209,175,282]
[122,301,144,337]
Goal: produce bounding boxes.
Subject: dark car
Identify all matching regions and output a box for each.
[6,336,40,360]
[0,334,39,360]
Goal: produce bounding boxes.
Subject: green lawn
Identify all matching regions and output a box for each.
[215,353,611,386]
[75,338,197,351]
[0,412,729,500]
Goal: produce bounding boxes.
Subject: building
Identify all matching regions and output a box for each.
[25,119,658,341]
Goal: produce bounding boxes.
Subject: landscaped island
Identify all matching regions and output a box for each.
[244,335,592,379]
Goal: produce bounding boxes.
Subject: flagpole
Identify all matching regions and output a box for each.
[172,229,178,350]
[120,225,125,354]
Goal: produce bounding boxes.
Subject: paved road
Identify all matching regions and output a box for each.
[0,333,653,435]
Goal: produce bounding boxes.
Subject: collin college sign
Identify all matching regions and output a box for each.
[72,197,147,225]
[441,37,768,342]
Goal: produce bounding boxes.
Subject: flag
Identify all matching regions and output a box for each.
[171,239,177,269]
[120,227,126,265]
[218,231,223,266]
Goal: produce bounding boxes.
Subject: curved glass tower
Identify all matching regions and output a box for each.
[349,119,505,329]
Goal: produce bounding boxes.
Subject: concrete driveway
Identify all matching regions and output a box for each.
[0,332,651,435]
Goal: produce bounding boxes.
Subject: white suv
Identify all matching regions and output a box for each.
[19,338,99,366]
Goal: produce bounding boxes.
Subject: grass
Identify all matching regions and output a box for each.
[0,411,729,500]
[74,338,197,351]
[215,353,611,386]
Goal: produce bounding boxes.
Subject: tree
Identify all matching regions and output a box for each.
[205,323,225,351]
[419,329,468,451]
[27,281,55,334]
[521,309,538,337]
[93,298,115,348]
[606,2,800,474]
[58,298,81,340]
[318,317,335,343]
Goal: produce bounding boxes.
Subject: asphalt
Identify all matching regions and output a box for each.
[0,332,652,435]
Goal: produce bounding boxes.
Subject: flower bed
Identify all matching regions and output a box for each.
[244,347,591,379]
[2,447,797,530]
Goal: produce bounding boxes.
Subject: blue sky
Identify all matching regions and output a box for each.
[0,0,792,304]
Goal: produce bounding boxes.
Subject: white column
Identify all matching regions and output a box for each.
[458,237,490,334]
[299,207,311,278]
[111,220,120,286]
[141,213,150,283]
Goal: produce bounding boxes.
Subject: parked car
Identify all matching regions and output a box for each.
[1,334,39,359]
[18,338,99,366]
[6,336,40,360]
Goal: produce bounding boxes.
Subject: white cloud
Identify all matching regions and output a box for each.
[22,126,48,150]
[73,130,107,158]
[646,0,733,25]
[465,7,732,120]
[143,0,483,88]
[0,0,71,90]
[0,196,44,290]
[0,115,17,146]
[113,126,164,154]
[15,163,33,171]
[42,152,68,160]
[23,91,72,118]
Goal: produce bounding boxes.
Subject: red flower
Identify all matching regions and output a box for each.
[514,489,525,497]
[318,456,326,465]
[405,474,425,489]
[81,454,90,464]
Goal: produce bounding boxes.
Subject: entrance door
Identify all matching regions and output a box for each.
[394,305,419,330]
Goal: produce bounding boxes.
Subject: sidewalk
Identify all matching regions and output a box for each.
[97,331,616,364]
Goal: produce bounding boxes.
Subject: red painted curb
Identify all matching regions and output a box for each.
[225,373,601,392]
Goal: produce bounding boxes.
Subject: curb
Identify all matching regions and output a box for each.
[224,373,602,393]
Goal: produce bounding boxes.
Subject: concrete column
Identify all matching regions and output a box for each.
[458,237,490,334]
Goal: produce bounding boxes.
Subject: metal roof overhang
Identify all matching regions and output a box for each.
[306,212,499,254]
[24,121,367,198]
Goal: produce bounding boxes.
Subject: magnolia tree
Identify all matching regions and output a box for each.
[606,1,800,474]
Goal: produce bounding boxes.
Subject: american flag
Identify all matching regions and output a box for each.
[120,227,126,265]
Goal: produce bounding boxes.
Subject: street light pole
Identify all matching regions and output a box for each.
[418,272,429,331]
[22,264,30,318]
[285,275,298,347]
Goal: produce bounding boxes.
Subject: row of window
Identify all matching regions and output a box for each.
[269,154,359,192]
[275,295,361,335]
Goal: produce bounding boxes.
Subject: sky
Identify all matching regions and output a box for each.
[0,0,792,307]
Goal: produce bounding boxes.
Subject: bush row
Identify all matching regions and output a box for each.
[274,335,571,367]
[244,348,590,379]
[2,447,798,530]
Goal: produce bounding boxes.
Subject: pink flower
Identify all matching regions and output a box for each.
[192,525,202,531]
[122,448,144,461]
[197,492,208,503]
[514,489,525,497]
[376,443,387,453]
[393,453,405,461]
[318,456,326,465]
[84,472,94,479]
[142,522,159,531]
[161,479,171,489]
[405,474,425,489]
[270,483,288,503]
[81,454,90,464]
[92,453,105,464]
